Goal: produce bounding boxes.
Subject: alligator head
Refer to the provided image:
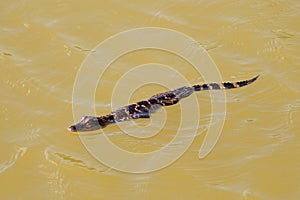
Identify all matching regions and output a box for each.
[68,116,106,132]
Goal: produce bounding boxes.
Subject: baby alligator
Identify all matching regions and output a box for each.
[68,75,259,132]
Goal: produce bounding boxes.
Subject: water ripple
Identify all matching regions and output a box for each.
[0,147,27,174]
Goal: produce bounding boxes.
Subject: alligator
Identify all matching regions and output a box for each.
[68,75,259,132]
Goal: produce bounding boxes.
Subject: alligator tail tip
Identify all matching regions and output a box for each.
[249,74,260,83]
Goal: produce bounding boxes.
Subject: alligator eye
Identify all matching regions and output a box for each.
[81,116,92,123]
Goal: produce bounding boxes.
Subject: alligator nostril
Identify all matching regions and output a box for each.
[68,125,77,132]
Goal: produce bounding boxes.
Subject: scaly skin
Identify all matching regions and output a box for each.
[68,75,259,132]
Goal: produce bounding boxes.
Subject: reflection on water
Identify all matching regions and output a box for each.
[1,0,299,199]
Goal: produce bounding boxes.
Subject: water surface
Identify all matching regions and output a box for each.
[1,1,299,199]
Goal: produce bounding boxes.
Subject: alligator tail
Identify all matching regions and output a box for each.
[192,75,259,91]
